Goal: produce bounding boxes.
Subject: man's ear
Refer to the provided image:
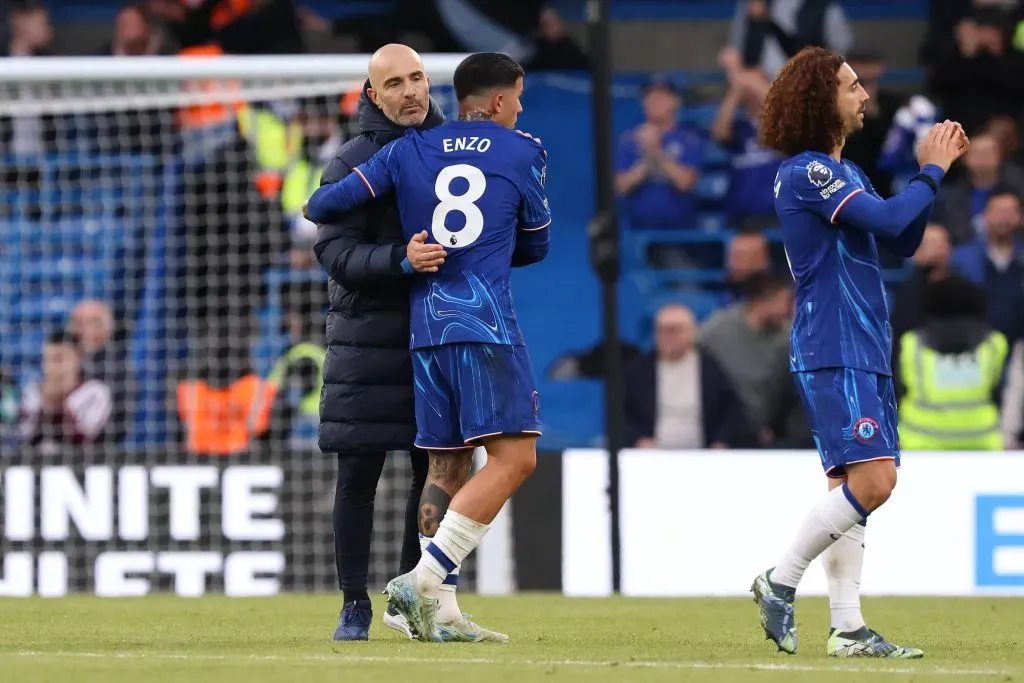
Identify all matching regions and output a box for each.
[367,87,380,108]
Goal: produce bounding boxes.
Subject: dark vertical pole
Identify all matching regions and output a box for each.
[586,0,623,594]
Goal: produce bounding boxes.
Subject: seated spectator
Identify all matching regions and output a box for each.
[698,273,793,439]
[950,187,1024,349]
[614,77,704,231]
[986,115,1024,170]
[625,303,747,449]
[2,1,52,57]
[841,51,900,196]
[69,300,130,443]
[935,130,1024,243]
[711,67,781,230]
[104,3,163,56]
[717,229,771,304]
[19,331,113,451]
[890,223,953,371]
[69,301,119,384]
[898,275,1007,451]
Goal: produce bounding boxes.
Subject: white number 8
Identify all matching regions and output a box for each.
[432,164,486,248]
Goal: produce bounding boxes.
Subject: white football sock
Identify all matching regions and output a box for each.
[824,521,866,631]
[771,483,866,589]
[414,511,489,597]
[420,534,462,623]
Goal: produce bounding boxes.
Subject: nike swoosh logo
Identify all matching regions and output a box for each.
[830,533,841,541]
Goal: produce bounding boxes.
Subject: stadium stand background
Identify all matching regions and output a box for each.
[0,0,936,451]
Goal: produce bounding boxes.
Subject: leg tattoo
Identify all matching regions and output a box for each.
[419,451,473,537]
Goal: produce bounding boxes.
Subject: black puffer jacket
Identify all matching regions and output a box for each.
[313,85,446,454]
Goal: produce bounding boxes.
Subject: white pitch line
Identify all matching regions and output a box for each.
[4,650,1018,677]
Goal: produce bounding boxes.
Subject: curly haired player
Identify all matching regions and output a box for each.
[750,46,968,658]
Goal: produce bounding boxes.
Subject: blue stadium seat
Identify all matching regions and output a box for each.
[536,379,604,450]
[696,212,727,232]
[551,0,928,21]
[696,170,729,203]
[702,144,730,169]
[680,104,721,129]
[624,227,730,276]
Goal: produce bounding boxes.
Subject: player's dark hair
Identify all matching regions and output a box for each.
[734,224,769,238]
[453,53,525,102]
[744,272,790,301]
[760,46,846,156]
[11,0,47,17]
[48,329,80,349]
[923,274,987,320]
[986,184,1022,207]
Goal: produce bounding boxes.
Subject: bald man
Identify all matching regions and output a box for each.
[314,45,502,643]
[68,300,127,442]
[624,303,746,450]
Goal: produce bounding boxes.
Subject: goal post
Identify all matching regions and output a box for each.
[0,52,514,598]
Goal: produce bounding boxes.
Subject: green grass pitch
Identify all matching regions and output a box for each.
[2,594,1023,682]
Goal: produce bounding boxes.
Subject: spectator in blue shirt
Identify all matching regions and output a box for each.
[614,77,704,230]
[711,67,782,230]
[950,187,1024,349]
[935,130,1024,244]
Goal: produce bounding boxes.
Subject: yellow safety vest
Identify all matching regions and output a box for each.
[281,158,324,217]
[236,105,304,199]
[267,341,327,418]
[898,330,1008,451]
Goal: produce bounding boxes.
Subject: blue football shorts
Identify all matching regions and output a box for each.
[793,367,901,478]
[411,342,542,450]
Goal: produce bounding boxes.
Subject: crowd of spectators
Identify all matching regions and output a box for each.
[6,0,1024,454]
[619,0,1024,452]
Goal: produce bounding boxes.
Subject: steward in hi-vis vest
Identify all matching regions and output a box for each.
[898,275,1008,450]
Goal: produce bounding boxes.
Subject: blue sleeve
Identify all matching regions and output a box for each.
[312,154,407,287]
[876,205,932,258]
[514,147,551,266]
[790,158,943,237]
[615,133,638,172]
[853,164,931,258]
[305,137,403,223]
[680,130,705,167]
[519,147,552,231]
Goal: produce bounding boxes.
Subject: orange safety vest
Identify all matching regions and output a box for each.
[341,86,362,118]
[210,0,252,30]
[176,374,278,455]
[176,44,244,129]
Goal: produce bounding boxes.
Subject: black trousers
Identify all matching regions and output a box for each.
[333,449,428,596]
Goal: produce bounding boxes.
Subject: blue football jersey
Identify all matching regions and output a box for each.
[774,152,895,376]
[344,120,550,349]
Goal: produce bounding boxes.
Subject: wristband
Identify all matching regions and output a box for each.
[911,172,939,195]
[400,257,414,274]
[914,164,946,195]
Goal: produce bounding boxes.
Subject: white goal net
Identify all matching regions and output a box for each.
[0,54,472,597]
